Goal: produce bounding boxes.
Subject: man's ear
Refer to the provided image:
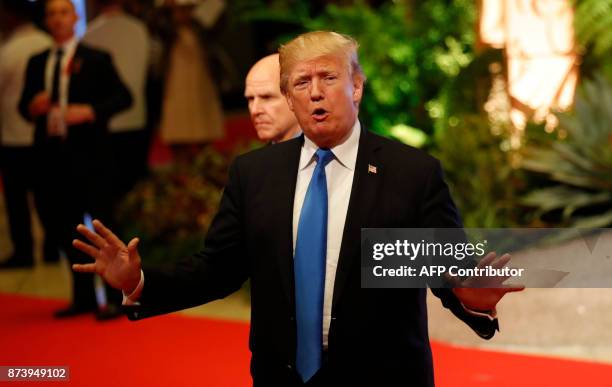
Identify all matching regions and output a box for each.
[352,75,364,105]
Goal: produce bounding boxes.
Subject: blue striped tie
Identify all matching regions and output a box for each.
[294,148,334,382]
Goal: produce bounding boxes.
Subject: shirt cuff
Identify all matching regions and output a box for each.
[460,301,497,319]
[122,270,144,306]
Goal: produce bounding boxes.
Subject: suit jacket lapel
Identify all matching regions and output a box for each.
[274,136,304,308]
[273,131,384,311]
[332,129,383,310]
[67,44,84,99]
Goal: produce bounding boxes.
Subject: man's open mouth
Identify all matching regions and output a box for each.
[312,108,329,121]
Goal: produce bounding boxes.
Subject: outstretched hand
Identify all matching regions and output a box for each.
[452,252,524,312]
[72,219,142,294]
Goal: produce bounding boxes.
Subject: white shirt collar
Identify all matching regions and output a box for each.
[300,119,361,171]
[52,35,78,55]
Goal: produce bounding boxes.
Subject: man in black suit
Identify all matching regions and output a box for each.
[19,0,131,319]
[73,31,521,385]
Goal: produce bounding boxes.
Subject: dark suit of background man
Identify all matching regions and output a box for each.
[73,31,521,386]
[19,0,131,319]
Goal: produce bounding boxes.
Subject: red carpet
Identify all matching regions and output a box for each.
[1,293,611,386]
[0,294,251,386]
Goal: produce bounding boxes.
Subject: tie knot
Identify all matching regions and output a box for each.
[315,148,334,168]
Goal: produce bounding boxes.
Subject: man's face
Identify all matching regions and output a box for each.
[45,0,77,43]
[285,54,363,148]
[245,64,298,143]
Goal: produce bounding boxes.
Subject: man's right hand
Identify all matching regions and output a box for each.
[72,219,142,295]
[29,92,51,117]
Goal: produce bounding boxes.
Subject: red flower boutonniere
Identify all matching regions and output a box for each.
[65,56,83,75]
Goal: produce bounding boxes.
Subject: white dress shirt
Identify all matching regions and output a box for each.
[44,36,78,130]
[0,24,51,146]
[83,12,149,132]
[292,120,360,348]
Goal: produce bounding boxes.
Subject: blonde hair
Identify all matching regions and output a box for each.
[278,31,365,94]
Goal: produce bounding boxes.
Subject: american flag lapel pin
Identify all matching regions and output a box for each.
[368,164,377,174]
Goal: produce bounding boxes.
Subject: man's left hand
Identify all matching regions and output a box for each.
[65,104,96,125]
[452,252,524,313]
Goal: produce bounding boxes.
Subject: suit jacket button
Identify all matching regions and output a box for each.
[289,316,295,321]
[286,364,293,370]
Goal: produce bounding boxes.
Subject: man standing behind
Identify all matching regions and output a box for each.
[19,0,131,319]
[245,53,300,143]
[0,0,52,268]
[83,0,150,201]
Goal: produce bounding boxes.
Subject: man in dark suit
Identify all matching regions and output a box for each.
[73,31,521,385]
[19,0,131,319]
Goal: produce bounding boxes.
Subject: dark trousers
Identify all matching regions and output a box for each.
[107,129,150,240]
[97,129,150,304]
[1,146,34,260]
[251,352,415,387]
[108,129,150,203]
[0,146,59,262]
[34,138,120,307]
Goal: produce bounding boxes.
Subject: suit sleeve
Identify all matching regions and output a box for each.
[18,56,40,123]
[420,159,499,339]
[91,52,132,122]
[124,159,250,320]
